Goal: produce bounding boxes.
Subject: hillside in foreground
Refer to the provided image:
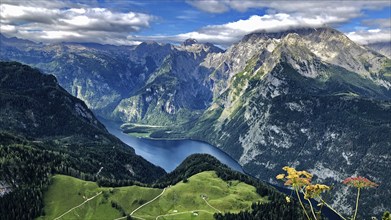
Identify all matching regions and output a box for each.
[37,154,308,220]
[38,171,265,220]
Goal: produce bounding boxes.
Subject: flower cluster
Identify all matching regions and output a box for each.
[342,176,378,189]
[276,166,313,188]
[304,184,330,199]
[276,166,380,220]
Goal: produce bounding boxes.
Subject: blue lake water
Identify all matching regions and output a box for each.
[101,120,243,173]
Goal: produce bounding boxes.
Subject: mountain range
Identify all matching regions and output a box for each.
[1,28,390,218]
[0,62,305,219]
[0,34,224,125]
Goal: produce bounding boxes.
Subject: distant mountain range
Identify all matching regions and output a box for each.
[0,34,223,125]
[1,28,390,218]
[366,41,391,58]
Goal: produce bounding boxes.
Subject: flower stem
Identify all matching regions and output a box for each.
[295,188,311,220]
[306,198,317,220]
[320,199,347,220]
[353,188,360,220]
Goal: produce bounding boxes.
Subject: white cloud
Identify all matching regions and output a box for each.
[176,10,202,20]
[362,18,391,28]
[368,29,381,33]
[186,0,230,13]
[346,29,391,44]
[187,0,389,16]
[0,2,155,45]
[1,4,61,24]
[162,1,391,46]
[40,30,84,40]
[138,13,353,47]
[1,0,69,9]
[0,24,16,33]
[1,0,389,47]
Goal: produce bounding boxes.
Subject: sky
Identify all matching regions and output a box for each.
[0,0,390,47]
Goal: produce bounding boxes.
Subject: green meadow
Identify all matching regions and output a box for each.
[37,171,267,220]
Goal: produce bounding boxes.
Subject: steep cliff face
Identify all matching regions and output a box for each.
[187,28,391,217]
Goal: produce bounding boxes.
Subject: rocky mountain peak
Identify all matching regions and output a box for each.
[176,39,223,54]
[238,27,389,80]
[136,41,162,50]
[241,27,345,43]
[183,38,198,46]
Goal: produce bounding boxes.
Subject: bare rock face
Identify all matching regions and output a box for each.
[189,28,391,218]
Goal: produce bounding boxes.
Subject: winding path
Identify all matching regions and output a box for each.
[114,188,166,220]
[54,191,102,220]
[113,189,224,220]
[131,188,166,215]
[202,197,222,213]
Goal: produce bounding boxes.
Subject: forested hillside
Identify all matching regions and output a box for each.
[0,62,165,220]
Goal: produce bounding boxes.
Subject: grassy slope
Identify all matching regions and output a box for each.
[37,171,267,220]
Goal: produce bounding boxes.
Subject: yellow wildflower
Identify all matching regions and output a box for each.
[298,171,313,179]
[276,174,285,180]
[285,196,291,203]
[304,184,330,199]
[277,166,313,187]
[287,174,299,179]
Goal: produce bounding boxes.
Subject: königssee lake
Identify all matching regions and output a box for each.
[101,120,244,173]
